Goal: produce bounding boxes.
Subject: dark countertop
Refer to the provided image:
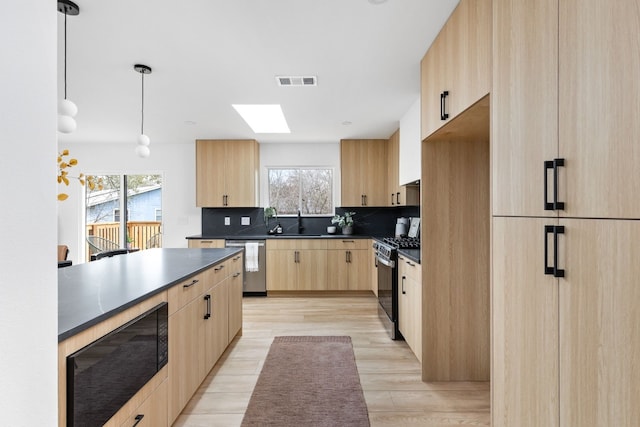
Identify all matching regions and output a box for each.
[186,234,371,240]
[398,249,421,264]
[58,248,241,342]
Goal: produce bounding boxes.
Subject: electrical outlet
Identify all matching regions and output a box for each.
[241,216,250,226]
[224,217,231,226]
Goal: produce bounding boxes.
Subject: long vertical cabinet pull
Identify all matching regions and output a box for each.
[132,414,144,427]
[544,225,565,277]
[203,294,211,319]
[544,158,565,210]
[402,276,406,294]
[440,90,449,120]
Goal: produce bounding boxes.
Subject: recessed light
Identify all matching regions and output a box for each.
[184,120,197,126]
[368,0,388,5]
[342,121,352,126]
[232,104,291,134]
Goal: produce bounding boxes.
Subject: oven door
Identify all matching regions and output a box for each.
[376,255,402,340]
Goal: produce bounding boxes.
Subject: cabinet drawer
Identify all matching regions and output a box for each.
[398,256,420,282]
[119,379,168,427]
[326,239,369,250]
[267,239,328,250]
[207,260,229,285]
[167,273,204,315]
[229,253,243,274]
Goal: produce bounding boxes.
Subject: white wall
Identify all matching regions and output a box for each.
[259,142,341,208]
[58,142,202,264]
[0,0,58,424]
[399,97,421,185]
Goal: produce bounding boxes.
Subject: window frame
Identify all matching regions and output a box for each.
[266,166,335,216]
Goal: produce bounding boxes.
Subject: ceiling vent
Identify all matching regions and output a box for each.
[276,76,317,87]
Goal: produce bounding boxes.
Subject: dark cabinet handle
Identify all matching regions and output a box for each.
[440,90,449,120]
[391,193,395,205]
[233,272,241,278]
[402,276,406,294]
[204,294,211,319]
[347,251,352,263]
[396,192,401,205]
[544,158,565,210]
[183,279,198,288]
[214,264,225,272]
[132,414,144,427]
[544,225,565,277]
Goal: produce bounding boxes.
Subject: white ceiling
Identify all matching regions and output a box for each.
[56,0,459,145]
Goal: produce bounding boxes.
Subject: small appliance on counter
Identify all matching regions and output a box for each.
[395,217,409,238]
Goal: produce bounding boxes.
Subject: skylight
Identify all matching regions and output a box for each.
[232,104,291,134]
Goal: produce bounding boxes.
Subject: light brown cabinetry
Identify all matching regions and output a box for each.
[387,129,419,206]
[326,239,370,291]
[188,239,225,248]
[420,0,491,140]
[397,255,421,362]
[196,139,259,207]
[492,0,640,425]
[266,239,328,291]
[340,139,388,207]
[228,253,243,339]
[168,257,241,424]
[370,242,378,296]
[118,379,168,427]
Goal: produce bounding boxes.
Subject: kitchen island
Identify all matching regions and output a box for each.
[58,248,244,426]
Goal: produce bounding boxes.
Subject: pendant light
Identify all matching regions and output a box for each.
[134,64,152,158]
[57,0,80,133]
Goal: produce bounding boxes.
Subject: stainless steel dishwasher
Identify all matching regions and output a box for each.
[225,240,267,296]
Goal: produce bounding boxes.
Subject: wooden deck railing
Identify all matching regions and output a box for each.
[86,221,161,261]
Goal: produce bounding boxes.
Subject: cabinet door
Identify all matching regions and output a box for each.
[397,261,410,338]
[408,265,422,362]
[492,0,558,217]
[340,140,364,206]
[225,140,258,207]
[347,249,369,291]
[326,250,349,291]
[559,0,640,219]
[228,269,243,340]
[447,0,491,119]
[559,219,640,426]
[266,250,297,291]
[203,279,229,374]
[196,140,226,207]
[297,250,327,291]
[361,140,388,206]
[168,298,202,423]
[492,217,559,427]
[421,26,448,140]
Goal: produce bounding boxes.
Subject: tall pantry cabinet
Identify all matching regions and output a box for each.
[492,1,640,426]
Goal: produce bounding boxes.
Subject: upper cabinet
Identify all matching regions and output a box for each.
[340,139,388,207]
[493,0,640,219]
[196,139,259,207]
[420,0,491,140]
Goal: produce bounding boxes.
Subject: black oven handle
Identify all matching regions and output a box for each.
[375,256,395,268]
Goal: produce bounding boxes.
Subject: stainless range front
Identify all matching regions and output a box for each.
[373,240,402,340]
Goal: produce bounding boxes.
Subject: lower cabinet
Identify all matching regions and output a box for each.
[326,239,370,291]
[492,217,640,426]
[370,243,378,296]
[228,253,243,339]
[266,239,328,291]
[398,255,422,362]
[119,379,168,427]
[168,256,242,424]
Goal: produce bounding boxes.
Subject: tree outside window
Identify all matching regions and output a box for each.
[268,168,333,215]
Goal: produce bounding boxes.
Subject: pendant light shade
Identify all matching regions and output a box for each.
[57,0,80,134]
[134,64,152,157]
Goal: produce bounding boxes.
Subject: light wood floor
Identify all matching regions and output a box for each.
[173,295,490,427]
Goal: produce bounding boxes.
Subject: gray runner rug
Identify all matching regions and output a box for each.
[241,336,370,427]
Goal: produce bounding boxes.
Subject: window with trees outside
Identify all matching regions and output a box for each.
[268,168,333,215]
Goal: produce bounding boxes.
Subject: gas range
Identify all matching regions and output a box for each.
[372,237,420,266]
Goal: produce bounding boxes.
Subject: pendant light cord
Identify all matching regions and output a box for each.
[64,11,68,100]
[141,72,145,135]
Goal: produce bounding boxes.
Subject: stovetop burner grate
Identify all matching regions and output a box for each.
[382,237,420,249]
